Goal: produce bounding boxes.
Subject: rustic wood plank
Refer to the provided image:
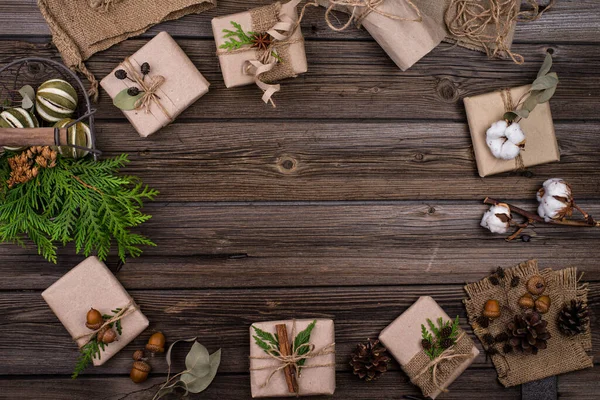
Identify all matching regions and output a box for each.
[557,368,600,400]
[0,285,597,375]
[0,370,520,400]
[1,41,599,121]
[85,121,600,201]
[0,0,597,43]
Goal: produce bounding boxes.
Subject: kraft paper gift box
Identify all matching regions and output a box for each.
[212,1,308,90]
[379,296,479,399]
[464,85,560,177]
[317,0,446,71]
[101,31,210,137]
[249,319,336,398]
[42,256,149,366]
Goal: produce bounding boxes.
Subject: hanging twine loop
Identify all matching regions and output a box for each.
[120,57,173,122]
[324,0,422,31]
[73,300,138,346]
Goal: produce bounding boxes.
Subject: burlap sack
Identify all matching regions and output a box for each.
[37,0,216,100]
[464,260,593,387]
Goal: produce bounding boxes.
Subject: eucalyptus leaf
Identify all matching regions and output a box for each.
[537,53,553,78]
[513,109,530,118]
[155,380,188,400]
[536,85,557,103]
[18,85,35,110]
[522,93,540,113]
[113,88,144,111]
[503,111,518,122]
[185,342,210,377]
[180,349,222,394]
[530,73,558,91]
[165,337,197,369]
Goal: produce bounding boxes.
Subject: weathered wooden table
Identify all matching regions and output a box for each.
[0,1,598,399]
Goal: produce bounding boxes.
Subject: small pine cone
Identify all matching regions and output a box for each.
[557,299,589,337]
[483,333,495,346]
[489,275,500,286]
[494,332,509,343]
[507,311,551,355]
[495,267,506,279]
[510,276,520,288]
[476,315,490,329]
[440,326,453,338]
[350,339,391,381]
[421,339,432,351]
[440,338,455,349]
[502,343,513,354]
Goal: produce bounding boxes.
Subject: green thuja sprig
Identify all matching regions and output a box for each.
[421,316,460,360]
[0,152,158,263]
[72,338,105,379]
[220,21,257,51]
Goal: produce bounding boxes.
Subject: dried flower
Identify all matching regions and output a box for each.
[486,120,525,160]
[251,33,272,51]
[7,146,57,187]
[537,178,573,221]
[481,203,512,234]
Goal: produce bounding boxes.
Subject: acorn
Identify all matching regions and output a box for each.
[96,326,109,342]
[130,360,151,383]
[85,308,104,330]
[100,328,118,344]
[482,299,501,319]
[526,275,546,295]
[534,295,552,314]
[518,293,535,309]
[146,332,166,353]
[133,349,145,361]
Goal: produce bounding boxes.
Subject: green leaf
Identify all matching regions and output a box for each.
[113,88,143,111]
[531,73,558,91]
[185,342,211,378]
[503,111,518,122]
[18,85,35,110]
[166,337,197,370]
[522,92,540,113]
[154,380,188,400]
[513,109,530,118]
[427,318,440,337]
[537,53,553,78]
[536,85,557,103]
[180,349,222,393]
[252,325,279,348]
[294,320,317,367]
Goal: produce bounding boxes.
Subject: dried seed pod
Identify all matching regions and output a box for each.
[535,295,552,314]
[115,69,128,80]
[146,332,166,353]
[518,293,535,309]
[141,62,150,75]
[130,361,151,383]
[127,87,141,96]
[526,275,546,295]
[85,308,104,330]
[483,299,501,319]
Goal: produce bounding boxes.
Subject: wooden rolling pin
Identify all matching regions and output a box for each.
[0,127,69,147]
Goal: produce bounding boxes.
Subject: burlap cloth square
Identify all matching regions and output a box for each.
[37,0,216,100]
[464,260,593,387]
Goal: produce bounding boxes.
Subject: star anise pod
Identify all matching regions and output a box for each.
[251,33,272,51]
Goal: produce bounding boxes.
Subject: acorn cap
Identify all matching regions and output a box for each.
[85,321,103,330]
[146,343,164,353]
[133,361,151,372]
[526,275,547,295]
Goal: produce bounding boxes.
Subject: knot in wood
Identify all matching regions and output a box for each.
[414,153,424,161]
[277,156,297,174]
[436,78,459,103]
[427,206,436,215]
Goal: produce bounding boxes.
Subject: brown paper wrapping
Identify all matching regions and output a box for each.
[317,0,446,71]
[465,85,560,177]
[100,31,210,137]
[379,296,479,399]
[249,319,336,398]
[212,1,308,88]
[41,256,149,366]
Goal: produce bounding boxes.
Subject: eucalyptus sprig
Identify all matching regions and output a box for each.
[420,316,460,360]
[504,53,558,121]
[153,338,221,400]
[219,21,257,51]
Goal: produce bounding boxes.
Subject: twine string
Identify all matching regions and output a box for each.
[500,88,525,170]
[324,0,422,31]
[73,300,138,346]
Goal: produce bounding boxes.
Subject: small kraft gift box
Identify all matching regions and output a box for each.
[42,256,149,366]
[212,0,308,106]
[465,85,560,177]
[101,31,210,137]
[379,296,479,399]
[249,319,336,397]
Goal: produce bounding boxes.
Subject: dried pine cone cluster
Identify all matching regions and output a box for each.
[507,311,551,355]
[350,339,391,381]
[7,146,57,187]
[557,300,589,336]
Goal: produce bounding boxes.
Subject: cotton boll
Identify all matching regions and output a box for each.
[498,140,521,160]
[505,122,526,145]
[486,137,505,158]
[481,204,511,234]
[537,178,573,220]
[541,178,571,198]
[486,120,508,139]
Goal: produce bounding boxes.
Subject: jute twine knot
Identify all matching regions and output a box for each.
[412,332,475,394]
[73,300,138,346]
[121,57,173,122]
[324,0,422,31]
[500,88,525,170]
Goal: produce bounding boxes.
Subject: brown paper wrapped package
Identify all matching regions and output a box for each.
[249,319,336,398]
[465,85,560,177]
[317,0,446,71]
[379,296,479,399]
[212,1,308,88]
[41,256,149,366]
[100,32,210,137]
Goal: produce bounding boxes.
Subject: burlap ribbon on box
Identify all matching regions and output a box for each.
[464,260,593,387]
[404,332,476,397]
[37,0,216,102]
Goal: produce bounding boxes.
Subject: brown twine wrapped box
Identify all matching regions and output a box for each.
[464,260,593,387]
[100,32,210,138]
[379,296,479,399]
[464,85,560,177]
[42,256,149,366]
[249,319,336,398]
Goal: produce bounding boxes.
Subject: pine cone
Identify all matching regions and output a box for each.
[440,337,455,349]
[557,300,589,337]
[507,311,551,355]
[350,339,391,381]
[440,326,453,338]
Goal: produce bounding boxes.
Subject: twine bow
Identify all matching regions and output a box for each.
[324,0,422,31]
[412,332,475,394]
[500,88,525,170]
[73,300,138,346]
[121,57,173,123]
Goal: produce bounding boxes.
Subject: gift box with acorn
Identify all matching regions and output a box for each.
[100,31,210,138]
[379,296,479,399]
[464,260,593,387]
[464,54,560,177]
[249,319,336,397]
[212,0,308,106]
[42,256,149,378]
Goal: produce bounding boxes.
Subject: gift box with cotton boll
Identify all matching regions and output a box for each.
[464,85,560,177]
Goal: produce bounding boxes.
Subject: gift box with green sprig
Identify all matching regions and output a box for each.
[249,319,336,397]
[379,296,479,399]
